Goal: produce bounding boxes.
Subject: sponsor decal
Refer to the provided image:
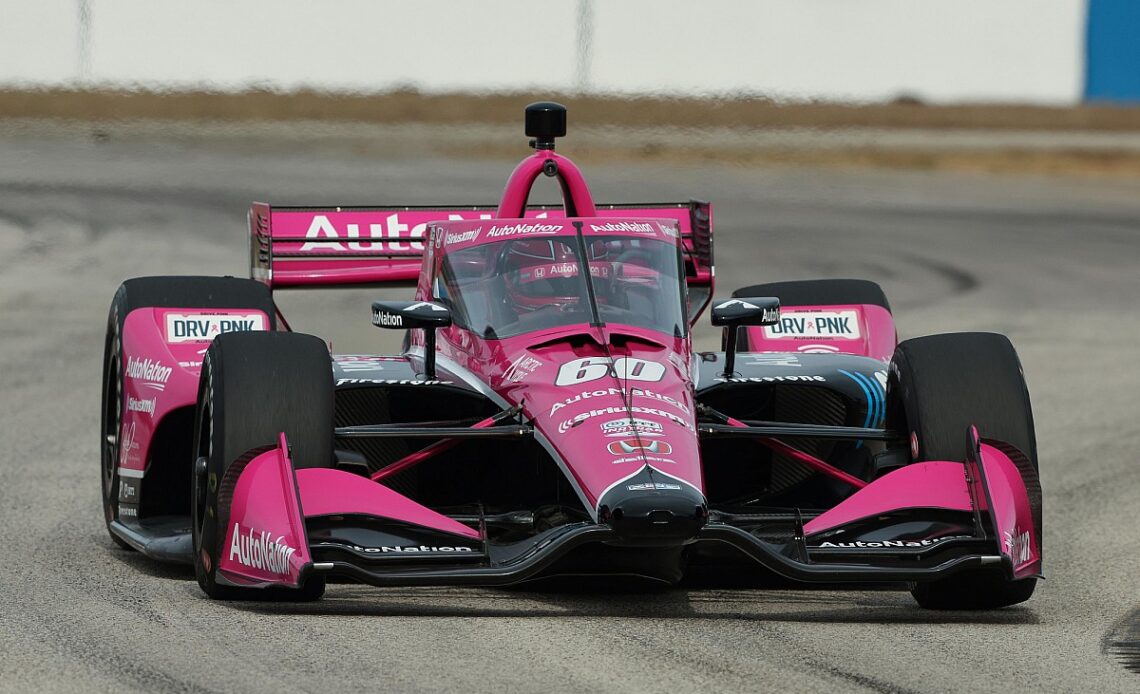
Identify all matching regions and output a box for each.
[548,386,690,416]
[336,378,452,386]
[1004,527,1032,565]
[299,213,427,252]
[612,455,675,465]
[118,479,138,502]
[485,223,563,238]
[714,375,827,383]
[813,536,968,549]
[164,313,265,343]
[589,221,655,234]
[796,344,840,354]
[763,310,861,340]
[407,301,449,312]
[503,355,542,383]
[127,396,155,415]
[667,351,688,374]
[119,505,138,518]
[178,360,202,369]
[228,523,297,575]
[554,357,666,387]
[607,439,673,456]
[372,311,403,327]
[743,354,801,368]
[335,544,477,554]
[125,356,172,387]
[444,228,481,245]
[627,482,682,491]
[334,355,389,372]
[558,407,688,434]
[119,421,138,466]
[601,418,664,438]
[656,222,679,238]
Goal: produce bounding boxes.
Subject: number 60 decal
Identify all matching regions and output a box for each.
[554,357,666,386]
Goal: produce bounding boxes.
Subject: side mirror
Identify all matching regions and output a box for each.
[710,297,780,378]
[372,301,451,379]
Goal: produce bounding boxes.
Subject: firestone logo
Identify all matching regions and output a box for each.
[228,523,297,576]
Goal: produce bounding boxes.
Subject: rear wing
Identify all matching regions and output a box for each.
[249,202,713,307]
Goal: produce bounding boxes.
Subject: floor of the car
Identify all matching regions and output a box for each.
[111,514,194,564]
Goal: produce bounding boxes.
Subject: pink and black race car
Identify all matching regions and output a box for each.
[101,102,1042,608]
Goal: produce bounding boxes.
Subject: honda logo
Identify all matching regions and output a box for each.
[607,439,673,456]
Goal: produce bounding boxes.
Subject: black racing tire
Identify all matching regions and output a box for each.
[191,331,332,601]
[100,276,276,549]
[887,332,1039,609]
[727,279,890,349]
[887,332,1037,470]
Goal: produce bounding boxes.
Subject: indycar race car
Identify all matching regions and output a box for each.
[101,102,1042,609]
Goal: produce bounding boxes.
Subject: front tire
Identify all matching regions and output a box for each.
[191,331,333,600]
[887,332,1039,609]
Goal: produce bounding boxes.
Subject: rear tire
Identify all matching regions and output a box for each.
[727,279,890,349]
[191,331,332,600]
[100,276,276,549]
[887,332,1039,609]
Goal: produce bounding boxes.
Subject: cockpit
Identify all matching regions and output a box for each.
[433,234,687,339]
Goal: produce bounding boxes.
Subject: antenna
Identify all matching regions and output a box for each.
[525,101,567,151]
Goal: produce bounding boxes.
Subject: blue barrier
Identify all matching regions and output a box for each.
[1085,0,1140,102]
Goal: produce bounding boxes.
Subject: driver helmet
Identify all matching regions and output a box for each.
[503,238,610,312]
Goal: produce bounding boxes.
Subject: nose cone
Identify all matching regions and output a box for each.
[598,466,708,547]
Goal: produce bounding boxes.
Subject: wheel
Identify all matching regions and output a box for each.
[727,278,891,350]
[101,276,276,549]
[887,332,1039,609]
[191,330,332,600]
[887,332,1037,471]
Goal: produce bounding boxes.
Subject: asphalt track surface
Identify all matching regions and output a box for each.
[1,122,1139,693]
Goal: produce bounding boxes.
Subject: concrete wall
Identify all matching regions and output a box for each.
[0,0,1089,104]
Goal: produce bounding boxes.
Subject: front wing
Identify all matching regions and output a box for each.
[214,427,1042,590]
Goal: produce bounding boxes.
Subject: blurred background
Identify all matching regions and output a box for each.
[2,0,1140,175]
[2,2,1140,691]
